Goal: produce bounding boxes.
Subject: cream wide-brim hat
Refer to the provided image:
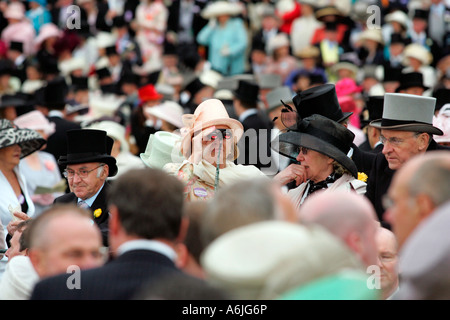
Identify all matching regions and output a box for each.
[402,43,433,66]
[144,101,184,129]
[180,99,244,160]
[201,1,243,19]
[140,131,184,169]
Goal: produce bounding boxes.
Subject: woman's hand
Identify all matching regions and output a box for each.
[7,212,30,236]
[273,163,308,186]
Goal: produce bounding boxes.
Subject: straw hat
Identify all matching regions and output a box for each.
[294,45,320,59]
[201,1,243,19]
[402,43,433,66]
[358,29,384,45]
[384,10,409,30]
[369,93,443,135]
[13,110,55,137]
[140,131,184,169]
[144,101,184,129]
[0,119,46,159]
[180,99,244,160]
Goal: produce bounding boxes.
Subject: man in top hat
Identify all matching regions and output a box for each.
[232,80,273,172]
[365,93,450,227]
[54,129,118,247]
[6,41,28,84]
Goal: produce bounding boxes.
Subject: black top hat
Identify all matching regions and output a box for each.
[70,75,89,91]
[292,84,352,123]
[58,129,118,177]
[395,72,428,92]
[43,76,68,110]
[184,77,206,97]
[0,59,14,76]
[390,33,410,45]
[433,87,450,111]
[9,41,23,53]
[96,67,111,80]
[382,65,403,82]
[105,45,118,56]
[119,70,140,86]
[360,95,384,128]
[112,15,127,28]
[413,9,429,20]
[271,114,357,178]
[233,80,259,103]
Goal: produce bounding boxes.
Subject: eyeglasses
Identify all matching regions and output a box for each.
[203,129,233,142]
[63,164,105,179]
[379,133,419,147]
[296,146,309,156]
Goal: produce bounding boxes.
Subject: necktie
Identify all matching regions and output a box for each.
[78,200,90,209]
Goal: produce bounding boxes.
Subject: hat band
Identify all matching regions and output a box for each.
[380,118,431,127]
[303,126,349,154]
[66,152,107,162]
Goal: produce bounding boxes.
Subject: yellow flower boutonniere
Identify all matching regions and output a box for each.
[358,172,368,183]
[93,208,102,218]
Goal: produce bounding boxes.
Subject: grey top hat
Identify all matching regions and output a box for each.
[369,93,443,135]
[266,86,293,113]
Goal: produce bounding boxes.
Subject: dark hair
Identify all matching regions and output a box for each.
[107,168,184,240]
[17,219,32,252]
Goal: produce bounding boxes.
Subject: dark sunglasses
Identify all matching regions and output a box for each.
[204,129,233,141]
[297,146,308,155]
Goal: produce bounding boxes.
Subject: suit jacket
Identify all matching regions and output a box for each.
[30,249,191,300]
[54,182,111,246]
[365,140,450,227]
[351,143,376,178]
[236,112,272,171]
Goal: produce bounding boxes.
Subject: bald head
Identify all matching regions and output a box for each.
[299,190,379,266]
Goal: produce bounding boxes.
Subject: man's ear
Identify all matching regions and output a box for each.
[417,133,430,152]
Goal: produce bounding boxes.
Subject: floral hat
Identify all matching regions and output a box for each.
[0,119,46,158]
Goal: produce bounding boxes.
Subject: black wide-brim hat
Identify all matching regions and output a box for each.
[0,119,46,159]
[293,83,352,124]
[271,114,358,178]
[58,129,118,177]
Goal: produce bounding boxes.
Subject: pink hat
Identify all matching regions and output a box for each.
[335,77,362,97]
[180,99,243,161]
[14,110,55,137]
[34,23,62,47]
[4,2,25,20]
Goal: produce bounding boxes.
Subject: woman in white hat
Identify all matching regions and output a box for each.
[402,43,437,92]
[14,110,63,217]
[164,98,266,201]
[197,1,248,76]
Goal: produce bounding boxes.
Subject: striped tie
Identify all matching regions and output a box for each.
[78,200,90,210]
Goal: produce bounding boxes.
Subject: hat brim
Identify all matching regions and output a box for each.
[395,84,429,92]
[0,127,46,159]
[369,119,444,135]
[58,155,118,177]
[271,131,358,178]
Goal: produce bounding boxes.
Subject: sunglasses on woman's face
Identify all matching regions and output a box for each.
[204,129,233,142]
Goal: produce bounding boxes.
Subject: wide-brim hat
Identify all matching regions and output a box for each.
[0,119,46,159]
[34,23,62,47]
[84,120,129,153]
[384,10,409,29]
[292,83,352,124]
[271,114,358,177]
[138,83,163,103]
[267,33,290,55]
[0,93,27,108]
[4,2,25,20]
[201,1,243,19]
[144,101,184,129]
[395,71,429,92]
[335,77,362,97]
[402,43,433,66]
[58,129,118,177]
[180,98,244,160]
[358,29,384,45]
[140,131,184,169]
[315,6,344,22]
[369,93,443,135]
[294,45,320,59]
[13,110,55,137]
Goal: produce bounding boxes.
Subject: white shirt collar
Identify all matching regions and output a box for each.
[117,239,177,261]
[239,108,258,123]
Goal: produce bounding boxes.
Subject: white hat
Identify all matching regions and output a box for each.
[402,43,433,66]
[84,120,130,152]
[199,69,223,89]
[14,110,56,137]
[201,1,243,19]
[267,33,290,55]
[200,221,363,300]
[4,2,25,20]
[34,23,62,47]
[385,10,409,29]
[140,131,184,169]
[358,29,384,45]
[144,101,184,129]
[95,31,117,49]
[59,57,87,76]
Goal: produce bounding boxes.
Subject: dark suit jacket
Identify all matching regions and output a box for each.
[365,140,450,227]
[30,249,191,300]
[54,182,111,246]
[237,112,272,170]
[351,143,377,178]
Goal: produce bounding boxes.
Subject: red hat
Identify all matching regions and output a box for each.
[138,84,163,103]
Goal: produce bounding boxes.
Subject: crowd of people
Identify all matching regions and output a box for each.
[0,0,449,301]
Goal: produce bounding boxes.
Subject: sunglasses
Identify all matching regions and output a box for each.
[204,129,233,141]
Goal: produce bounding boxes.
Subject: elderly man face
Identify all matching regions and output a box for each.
[64,162,109,200]
[375,227,399,299]
[380,129,429,170]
